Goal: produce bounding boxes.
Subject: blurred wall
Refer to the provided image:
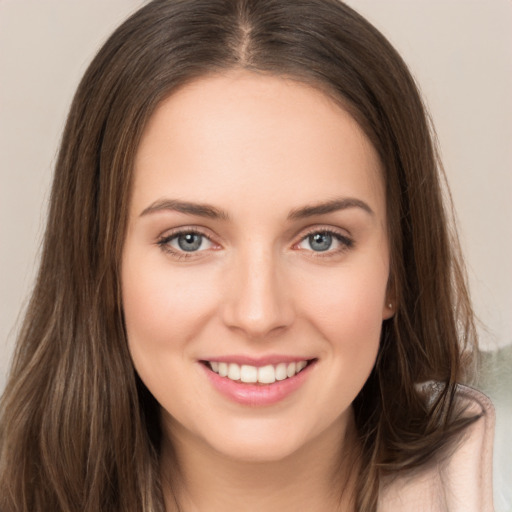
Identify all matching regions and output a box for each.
[1,0,511,393]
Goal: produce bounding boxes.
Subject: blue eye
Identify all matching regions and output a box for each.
[176,233,204,252]
[297,230,353,253]
[308,232,333,252]
[159,231,214,254]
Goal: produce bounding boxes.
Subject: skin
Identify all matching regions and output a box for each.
[122,70,393,511]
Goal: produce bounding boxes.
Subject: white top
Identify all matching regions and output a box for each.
[378,385,495,512]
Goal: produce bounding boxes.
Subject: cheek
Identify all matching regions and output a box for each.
[121,252,218,363]
[302,266,387,334]
[295,258,388,380]
[121,254,223,415]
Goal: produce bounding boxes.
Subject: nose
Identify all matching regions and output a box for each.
[221,247,295,339]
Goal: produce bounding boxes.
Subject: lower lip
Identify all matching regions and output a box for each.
[201,361,316,406]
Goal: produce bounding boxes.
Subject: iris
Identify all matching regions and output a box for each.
[177,233,203,251]
[308,232,332,252]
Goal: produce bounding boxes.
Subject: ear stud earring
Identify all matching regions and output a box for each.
[388,303,393,309]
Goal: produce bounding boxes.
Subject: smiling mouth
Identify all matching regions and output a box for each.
[201,359,316,385]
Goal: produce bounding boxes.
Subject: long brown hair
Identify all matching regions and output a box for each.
[0,1,478,510]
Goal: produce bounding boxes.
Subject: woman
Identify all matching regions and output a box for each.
[0,1,494,511]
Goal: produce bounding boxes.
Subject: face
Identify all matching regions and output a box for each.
[122,71,392,463]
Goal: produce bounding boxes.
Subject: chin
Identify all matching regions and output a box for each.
[197,414,337,464]
[212,434,307,463]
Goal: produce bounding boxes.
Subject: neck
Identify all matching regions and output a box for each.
[161,410,359,512]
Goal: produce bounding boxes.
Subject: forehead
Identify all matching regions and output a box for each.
[132,71,385,219]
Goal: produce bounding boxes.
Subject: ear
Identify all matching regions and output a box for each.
[382,274,396,320]
[382,299,395,320]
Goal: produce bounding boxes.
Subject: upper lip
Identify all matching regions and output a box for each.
[199,355,316,367]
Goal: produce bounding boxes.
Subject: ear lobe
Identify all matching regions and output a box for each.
[382,272,396,319]
[382,300,395,320]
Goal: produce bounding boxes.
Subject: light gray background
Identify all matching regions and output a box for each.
[1,1,511,509]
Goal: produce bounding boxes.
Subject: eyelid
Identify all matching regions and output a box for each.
[156,226,221,258]
[293,225,354,254]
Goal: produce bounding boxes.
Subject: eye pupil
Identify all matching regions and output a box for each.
[309,232,332,252]
[178,233,202,251]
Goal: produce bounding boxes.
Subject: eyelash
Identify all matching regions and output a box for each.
[156,226,354,260]
[296,227,354,257]
[157,228,214,260]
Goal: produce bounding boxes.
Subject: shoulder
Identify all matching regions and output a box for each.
[378,384,495,512]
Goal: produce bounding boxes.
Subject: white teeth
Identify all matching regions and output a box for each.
[275,363,288,381]
[218,362,228,377]
[258,365,276,384]
[208,360,310,384]
[297,360,307,372]
[228,363,240,381]
[240,365,258,383]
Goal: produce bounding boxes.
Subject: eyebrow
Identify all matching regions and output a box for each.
[287,197,374,219]
[140,199,230,220]
[139,196,374,220]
